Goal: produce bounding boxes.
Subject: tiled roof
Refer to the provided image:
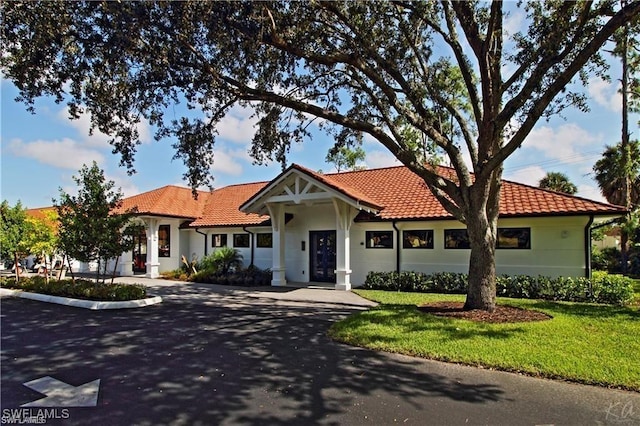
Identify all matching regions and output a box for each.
[26,206,58,221]
[110,164,626,228]
[320,166,626,220]
[289,164,384,210]
[189,182,270,227]
[115,185,211,219]
[25,207,59,231]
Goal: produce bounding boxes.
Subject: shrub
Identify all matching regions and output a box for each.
[590,271,635,305]
[161,268,190,281]
[190,264,272,287]
[0,277,147,301]
[363,270,634,305]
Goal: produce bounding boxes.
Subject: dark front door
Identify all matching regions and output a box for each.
[132,228,147,274]
[310,231,336,283]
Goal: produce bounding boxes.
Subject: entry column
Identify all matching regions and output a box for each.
[333,200,356,291]
[145,218,160,279]
[266,203,286,286]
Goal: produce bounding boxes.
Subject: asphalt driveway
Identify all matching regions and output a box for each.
[1,280,639,425]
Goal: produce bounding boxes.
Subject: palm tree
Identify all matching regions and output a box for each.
[538,172,578,195]
[593,140,640,274]
[593,141,640,207]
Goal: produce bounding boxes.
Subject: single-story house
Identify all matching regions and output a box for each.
[105,164,625,290]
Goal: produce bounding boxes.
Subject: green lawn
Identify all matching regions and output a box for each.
[329,290,640,391]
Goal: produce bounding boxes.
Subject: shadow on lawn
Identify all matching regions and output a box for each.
[338,305,527,341]
[1,287,508,425]
[524,300,640,320]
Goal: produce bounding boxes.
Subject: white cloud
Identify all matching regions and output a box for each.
[211,148,245,176]
[57,106,152,147]
[577,183,606,203]
[587,77,621,113]
[364,150,400,169]
[107,171,140,199]
[503,10,525,38]
[216,106,259,144]
[504,165,546,187]
[8,138,105,170]
[526,123,603,163]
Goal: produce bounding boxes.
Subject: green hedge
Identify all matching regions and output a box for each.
[362,270,635,305]
[0,276,147,301]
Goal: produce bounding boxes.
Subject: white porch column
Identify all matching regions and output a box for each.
[146,218,160,279]
[333,199,357,291]
[119,254,133,276]
[266,203,287,286]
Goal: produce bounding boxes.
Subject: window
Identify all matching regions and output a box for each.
[212,234,228,248]
[444,229,470,249]
[403,230,434,249]
[366,231,393,248]
[158,225,171,257]
[256,233,272,248]
[233,233,250,248]
[497,228,531,249]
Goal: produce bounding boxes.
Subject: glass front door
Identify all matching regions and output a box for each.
[310,231,336,283]
[132,227,147,274]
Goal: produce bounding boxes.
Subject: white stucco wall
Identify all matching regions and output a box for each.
[346,216,591,286]
[113,212,591,283]
[185,226,273,271]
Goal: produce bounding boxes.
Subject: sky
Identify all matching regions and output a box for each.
[1,18,639,210]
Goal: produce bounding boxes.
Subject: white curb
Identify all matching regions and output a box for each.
[0,288,162,310]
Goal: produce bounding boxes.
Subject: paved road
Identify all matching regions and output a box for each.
[1,280,639,425]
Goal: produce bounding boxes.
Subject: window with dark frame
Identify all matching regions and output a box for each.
[496,227,531,249]
[158,225,171,257]
[256,233,273,248]
[365,231,393,249]
[233,233,250,248]
[211,234,228,248]
[444,229,470,249]
[402,230,434,249]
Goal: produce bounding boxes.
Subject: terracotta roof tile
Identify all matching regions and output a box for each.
[321,166,625,220]
[190,182,270,227]
[109,165,628,228]
[115,185,210,219]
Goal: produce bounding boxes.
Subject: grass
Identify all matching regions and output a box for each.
[329,290,640,391]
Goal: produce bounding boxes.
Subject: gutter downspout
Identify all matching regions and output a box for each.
[392,221,401,274]
[584,215,595,279]
[243,226,255,266]
[587,216,625,279]
[195,229,208,257]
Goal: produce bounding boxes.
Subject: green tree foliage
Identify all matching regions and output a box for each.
[0,200,30,280]
[212,247,244,275]
[54,162,136,283]
[24,211,60,282]
[593,140,640,274]
[3,2,639,310]
[538,172,578,195]
[593,140,640,207]
[325,145,366,172]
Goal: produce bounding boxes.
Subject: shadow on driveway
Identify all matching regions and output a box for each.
[1,287,505,425]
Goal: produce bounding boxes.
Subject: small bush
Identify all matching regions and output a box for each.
[363,270,634,305]
[0,277,147,301]
[161,268,190,281]
[190,265,272,287]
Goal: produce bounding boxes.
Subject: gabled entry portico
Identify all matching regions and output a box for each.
[240,165,381,291]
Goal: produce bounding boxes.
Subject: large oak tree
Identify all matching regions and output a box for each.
[2,1,639,310]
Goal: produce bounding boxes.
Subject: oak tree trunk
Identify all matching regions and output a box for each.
[462,172,500,312]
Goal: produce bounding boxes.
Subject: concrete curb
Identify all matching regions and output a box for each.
[0,288,162,310]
